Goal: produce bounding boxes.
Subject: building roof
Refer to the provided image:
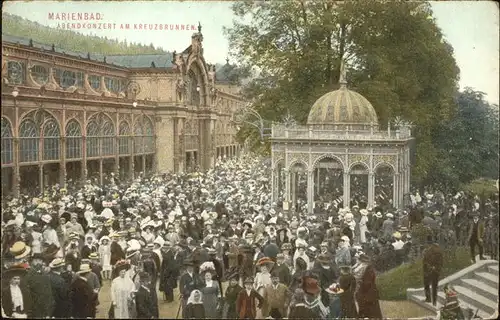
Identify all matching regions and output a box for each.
[2,34,174,69]
[215,61,240,84]
[307,66,378,126]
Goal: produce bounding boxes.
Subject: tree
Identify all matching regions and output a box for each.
[430,88,499,189]
[224,0,460,185]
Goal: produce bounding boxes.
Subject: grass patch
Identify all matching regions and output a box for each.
[376,246,472,301]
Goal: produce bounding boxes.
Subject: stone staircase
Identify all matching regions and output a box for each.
[407,259,499,319]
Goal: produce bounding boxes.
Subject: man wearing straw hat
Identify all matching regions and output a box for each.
[48,258,73,318]
[69,264,96,319]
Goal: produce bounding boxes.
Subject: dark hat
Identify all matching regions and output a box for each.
[316,254,331,264]
[244,277,254,284]
[302,276,321,295]
[4,265,28,280]
[227,272,240,281]
[239,244,253,253]
[43,244,59,259]
[183,258,195,267]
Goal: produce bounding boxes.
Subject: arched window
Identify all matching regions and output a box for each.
[134,119,144,154]
[66,120,82,159]
[43,118,60,160]
[1,117,13,164]
[188,68,200,106]
[31,65,49,85]
[119,121,130,155]
[19,119,39,162]
[101,120,115,155]
[8,61,25,85]
[86,121,100,157]
[143,117,154,153]
[88,75,101,90]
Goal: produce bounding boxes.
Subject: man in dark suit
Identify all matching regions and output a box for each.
[422,236,443,306]
[48,258,73,318]
[468,213,485,262]
[179,259,203,318]
[135,272,157,319]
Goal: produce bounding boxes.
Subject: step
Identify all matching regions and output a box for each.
[410,292,490,319]
[452,285,497,315]
[436,292,490,319]
[461,278,499,302]
[488,264,498,274]
[474,271,499,289]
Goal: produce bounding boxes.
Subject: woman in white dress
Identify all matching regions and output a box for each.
[110,260,136,319]
[99,236,112,280]
[359,209,369,244]
[254,257,274,319]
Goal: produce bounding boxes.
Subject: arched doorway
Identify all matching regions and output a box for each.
[375,164,394,208]
[314,157,344,203]
[350,163,369,208]
[290,162,307,212]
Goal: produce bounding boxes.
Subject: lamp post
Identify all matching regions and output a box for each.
[12,87,20,197]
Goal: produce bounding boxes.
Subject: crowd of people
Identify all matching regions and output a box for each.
[1,153,498,319]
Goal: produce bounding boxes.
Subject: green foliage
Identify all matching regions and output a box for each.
[2,13,168,55]
[377,246,471,300]
[430,88,499,190]
[225,0,461,180]
[462,179,498,198]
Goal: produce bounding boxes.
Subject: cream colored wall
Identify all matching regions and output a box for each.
[155,116,175,173]
[129,74,177,102]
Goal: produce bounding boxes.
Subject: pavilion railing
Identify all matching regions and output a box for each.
[271,124,412,141]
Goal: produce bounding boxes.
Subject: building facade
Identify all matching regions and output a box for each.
[271,69,413,213]
[1,30,244,197]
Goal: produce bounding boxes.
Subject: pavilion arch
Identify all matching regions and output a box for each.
[313,154,345,171]
[374,162,396,174]
[86,112,116,129]
[349,162,369,174]
[288,160,308,172]
[273,158,284,170]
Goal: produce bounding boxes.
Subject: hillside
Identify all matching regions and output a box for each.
[2,12,168,55]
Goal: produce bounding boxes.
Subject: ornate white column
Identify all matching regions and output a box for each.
[307,169,314,214]
[291,172,296,206]
[316,168,320,195]
[343,172,349,208]
[393,173,399,208]
[271,167,275,204]
[284,169,291,202]
[399,171,404,207]
[368,172,374,208]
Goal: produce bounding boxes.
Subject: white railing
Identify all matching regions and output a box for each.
[271,124,412,141]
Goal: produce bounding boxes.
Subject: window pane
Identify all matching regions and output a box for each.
[66,120,82,159]
[119,121,130,155]
[76,72,84,88]
[1,117,13,164]
[43,119,60,160]
[19,119,39,162]
[8,61,25,85]
[31,65,49,85]
[61,70,76,88]
[88,75,101,90]
[101,120,115,156]
[134,136,144,153]
[86,121,99,157]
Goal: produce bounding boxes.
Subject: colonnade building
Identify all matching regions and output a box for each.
[1,29,244,196]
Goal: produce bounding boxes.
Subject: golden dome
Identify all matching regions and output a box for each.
[307,86,378,126]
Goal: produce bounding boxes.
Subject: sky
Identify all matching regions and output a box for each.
[2,0,499,105]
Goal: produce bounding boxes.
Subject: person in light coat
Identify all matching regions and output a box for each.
[359,209,369,244]
[110,261,136,319]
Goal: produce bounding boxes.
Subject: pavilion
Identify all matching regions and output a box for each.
[270,64,414,213]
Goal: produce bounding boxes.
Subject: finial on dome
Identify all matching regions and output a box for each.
[198,22,202,33]
[339,58,347,88]
[226,57,229,65]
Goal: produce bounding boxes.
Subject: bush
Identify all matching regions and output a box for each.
[462,178,498,197]
[376,246,471,300]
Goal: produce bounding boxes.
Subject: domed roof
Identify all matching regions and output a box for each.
[307,64,378,126]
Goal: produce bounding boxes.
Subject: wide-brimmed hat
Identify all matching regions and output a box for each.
[10,242,31,260]
[325,283,344,295]
[358,253,371,263]
[183,258,195,267]
[89,252,99,260]
[4,265,28,281]
[243,277,254,284]
[76,263,92,274]
[398,227,409,233]
[302,276,320,295]
[256,257,275,267]
[114,260,131,273]
[281,243,292,250]
[393,232,402,239]
[49,258,65,269]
